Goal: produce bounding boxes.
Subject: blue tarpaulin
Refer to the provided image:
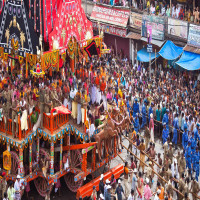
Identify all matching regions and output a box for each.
[176,51,200,70]
[137,48,159,62]
[159,40,183,60]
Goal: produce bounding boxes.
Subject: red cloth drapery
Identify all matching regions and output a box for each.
[51,105,71,114]
[43,0,62,42]
[49,0,93,50]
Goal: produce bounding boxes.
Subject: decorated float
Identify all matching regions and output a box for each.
[0,0,122,199]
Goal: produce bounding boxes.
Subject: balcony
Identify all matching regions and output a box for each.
[0,110,69,140]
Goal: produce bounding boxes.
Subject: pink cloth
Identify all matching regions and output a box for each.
[144,185,152,200]
[107,92,112,100]
[149,118,154,132]
[69,77,73,86]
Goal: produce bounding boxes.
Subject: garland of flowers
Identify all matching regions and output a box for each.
[67,38,75,59]
[0,47,4,59]
[51,50,59,70]
[42,50,59,70]
[61,52,66,63]
[26,53,37,71]
[3,53,8,62]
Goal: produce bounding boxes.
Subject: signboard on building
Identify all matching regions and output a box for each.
[147,44,153,53]
[188,24,200,48]
[90,5,130,27]
[168,18,188,39]
[92,21,127,38]
[142,15,166,41]
[130,12,142,29]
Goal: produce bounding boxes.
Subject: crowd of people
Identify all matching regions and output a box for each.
[0,173,23,200]
[91,0,200,23]
[0,49,200,200]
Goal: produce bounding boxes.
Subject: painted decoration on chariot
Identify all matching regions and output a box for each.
[41,50,59,70]
[0,0,39,55]
[49,0,93,50]
[30,63,45,77]
[3,150,11,171]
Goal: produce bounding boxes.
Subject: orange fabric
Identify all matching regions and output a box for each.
[80,69,83,78]
[95,77,100,85]
[59,79,62,87]
[76,69,80,76]
[124,167,129,174]
[132,131,136,144]
[85,71,89,78]
[2,78,7,85]
[101,71,106,79]
[100,81,106,92]
[157,187,164,200]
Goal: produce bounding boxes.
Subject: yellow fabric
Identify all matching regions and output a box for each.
[33,88,39,97]
[118,89,123,98]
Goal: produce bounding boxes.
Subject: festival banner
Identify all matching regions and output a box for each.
[168,18,188,39]
[90,5,130,27]
[130,12,142,29]
[92,21,127,38]
[142,15,166,41]
[147,25,152,44]
[188,24,200,48]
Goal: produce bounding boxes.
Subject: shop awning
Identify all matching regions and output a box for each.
[137,47,160,62]
[159,40,183,60]
[184,45,200,54]
[126,32,141,40]
[140,37,165,47]
[176,51,200,70]
[90,5,130,28]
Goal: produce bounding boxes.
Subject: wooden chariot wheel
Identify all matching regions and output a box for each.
[34,148,53,197]
[63,145,83,192]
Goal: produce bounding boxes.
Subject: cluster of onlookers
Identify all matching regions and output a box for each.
[92,0,200,23]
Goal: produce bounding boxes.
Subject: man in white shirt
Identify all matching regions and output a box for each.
[175,5,180,18]
[14,175,22,200]
[127,189,135,200]
[172,4,176,18]
[154,189,161,200]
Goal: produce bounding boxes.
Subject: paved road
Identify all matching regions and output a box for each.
[110,131,200,200]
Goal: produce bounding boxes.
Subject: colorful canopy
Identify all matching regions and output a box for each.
[137,48,159,62]
[159,40,183,60]
[176,51,200,70]
[49,0,93,50]
[51,105,71,114]
[0,0,39,55]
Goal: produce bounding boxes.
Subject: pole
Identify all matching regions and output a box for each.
[170,0,172,16]
[122,144,184,197]
[149,52,151,79]
[50,140,54,175]
[155,49,157,73]
[29,142,32,175]
[123,135,161,168]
